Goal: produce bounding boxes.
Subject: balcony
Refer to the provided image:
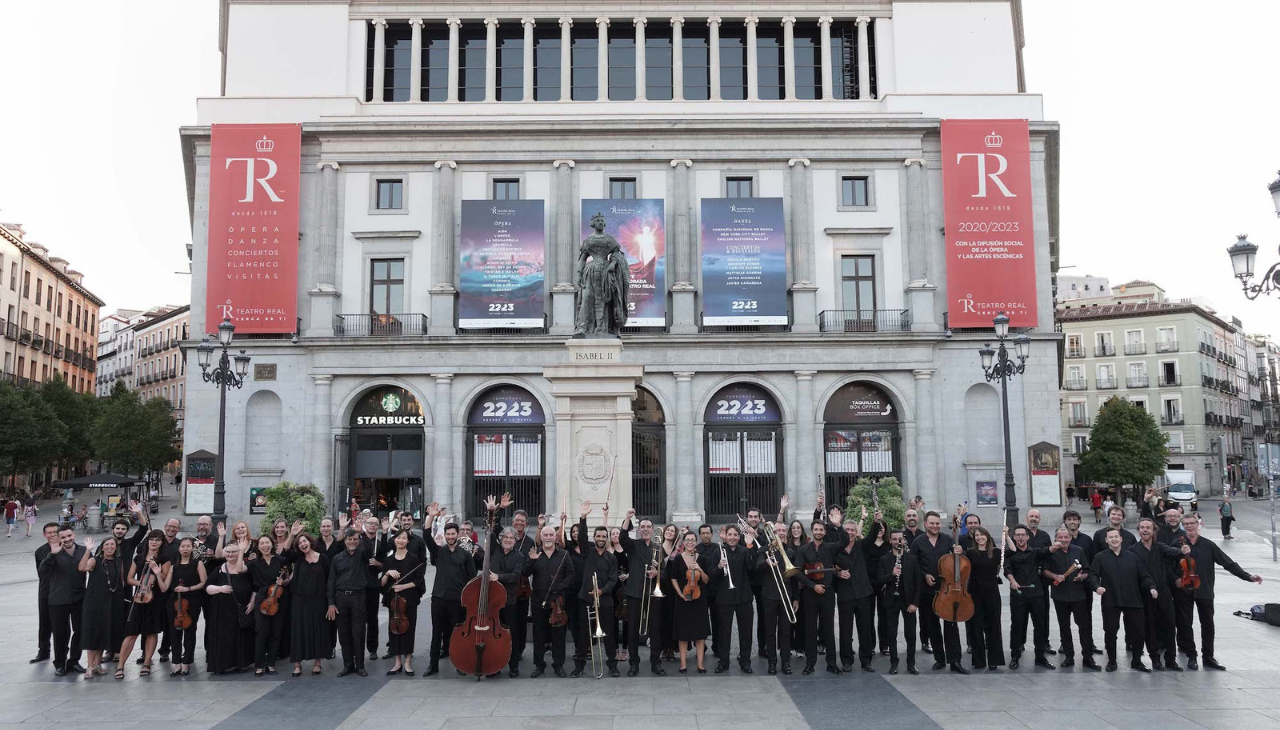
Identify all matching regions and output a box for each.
[818,309,912,333]
[1064,377,1088,391]
[1156,340,1179,353]
[1206,413,1221,427]
[71,353,83,367]
[333,313,429,337]
[85,360,95,373]
[54,344,64,358]
[43,340,54,355]
[19,328,31,345]
[1159,374,1181,387]
[2,320,14,341]
[1127,375,1150,388]
[1094,343,1115,357]
[1161,414,1185,426]
[1199,342,1211,355]
[31,333,44,349]
[1097,376,1119,390]
[168,367,177,379]
[1068,415,1092,428]
[1124,343,1147,355]
[1066,346,1086,359]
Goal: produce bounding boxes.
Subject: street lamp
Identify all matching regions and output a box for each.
[1225,171,1280,299]
[197,318,250,523]
[978,312,1031,528]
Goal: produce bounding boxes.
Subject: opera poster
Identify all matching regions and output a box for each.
[700,198,788,325]
[458,200,546,328]
[975,480,998,506]
[580,199,666,327]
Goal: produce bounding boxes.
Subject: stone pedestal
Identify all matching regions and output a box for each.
[305,287,339,337]
[428,286,457,336]
[790,284,819,333]
[670,285,698,334]
[905,281,938,332]
[550,285,576,335]
[544,339,644,522]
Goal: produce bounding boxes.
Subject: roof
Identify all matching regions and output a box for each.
[0,223,107,307]
[132,303,191,332]
[1056,301,1234,332]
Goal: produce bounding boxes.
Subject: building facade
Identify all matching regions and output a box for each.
[133,305,190,441]
[96,309,144,397]
[1055,274,1110,304]
[181,0,1061,522]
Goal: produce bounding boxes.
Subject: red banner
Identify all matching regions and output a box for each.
[941,119,1037,328]
[206,123,301,334]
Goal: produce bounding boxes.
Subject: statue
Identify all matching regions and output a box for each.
[574,213,630,337]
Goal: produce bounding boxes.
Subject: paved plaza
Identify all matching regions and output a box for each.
[3,496,1280,730]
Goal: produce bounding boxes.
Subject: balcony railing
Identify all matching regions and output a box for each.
[1199,342,1211,355]
[19,328,31,345]
[1068,415,1092,428]
[1159,374,1181,386]
[1124,343,1147,355]
[2,321,14,341]
[333,313,429,337]
[1095,344,1115,357]
[817,309,912,333]
[1097,376,1119,390]
[1156,340,1179,353]
[1206,413,1221,426]
[32,334,45,350]
[43,340,54,355]
[54,344,64,358]
[85,360,96,373]
[1066,346,1086,359]
[1161,414,1185,426]
[168,367,177,379]
[1064,377,1087,391]
[1126,375,1150,388]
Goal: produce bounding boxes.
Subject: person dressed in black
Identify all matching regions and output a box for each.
[77,536,126,678]
[759,521,799,675]
[1025,510,1057,659]
[875,528,920,675]
[487,495,527,677]
[911,511,965,673]
[288,532,331,676]
[797,496,849,675]
[1156,507,1186,546]
[743,507,768,660]
[1172,513,1263,670]
[1042,527,1098,670]
[712,522,758,674]
[667,530,713,673]
[316,517,343,658]
[834,507,878,673]
[526,522,575,677]
[1092,505,1137,549]
[118,530,171,676]
[168,537,208,676]
[31,522,60,666]
[695,523,721,660]
[1003,524,1058,670]
[562,517,585,664]
[327,528,373,677]
[422,502,475,676]
[355,514,385,662]
[506,509,536,671]
[381,528,424,676]
[1133,518,1183,671]
[205,540,255,674]
[863,510,893,657]
[958,526,1004,671]
[618,508,667,677]
[1089,526,1158,672]
[248,534,291,676]
[573,501,620,677]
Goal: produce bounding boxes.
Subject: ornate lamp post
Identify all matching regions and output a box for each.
[978,312,1031,528]
[1225,171,1280,300]
[196,319,250,523]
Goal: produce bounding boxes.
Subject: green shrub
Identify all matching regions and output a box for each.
[844,476,906,529]
[258,481,326,536]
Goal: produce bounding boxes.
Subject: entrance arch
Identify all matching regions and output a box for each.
[822,381,901,507]
[465,384,546,519]
[704,383,783,521]
[632,386,666,520]
[348,386,427,517]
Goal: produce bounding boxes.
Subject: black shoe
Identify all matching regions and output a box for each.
[1033,658,1055,670]
[768,662,777,675]
[554,666,567,678]
[54,668,66,677]
[424,664,439,676]
[1009,657,1020,670]
[1044,647,1057,656]
[907,663,919,675]
[739,662,753,674]
[651,665,666,677]
[781,663,792,675]
[826,664,843,675]
[714,663,729,674]
[570,666,585,679]
[802,665,816,675]
[157,653,169,663]
[136,657,145,665]
[368,651,378,661]
[1060,656,1075,668]
[987,666,999,672]
[1187,657,1199,670]
[1203,657,1226,671]
[530,667,545,679]
[861,662,875,673]
[1091,647,1104,656]
[609,666,621,678]
[932,660,946,671]
[509,668,519,678]
[840,664,854,673]
[29,653,49,664]
[949,663,970,675]
[357,668,368,677]
[337,667,355,677]
[1151,657,1165,672]
[921,644,933,654]
[386,667,402,676]
[889,661,899,675]
[1082,658,1101,671]
[1130,659,1150,673]
[65,663,86,674]
[1105,661,1117,672]
[627,665,639,677]
[1165,659,1183,672]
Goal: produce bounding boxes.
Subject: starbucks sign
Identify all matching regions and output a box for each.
[353,386,426,426]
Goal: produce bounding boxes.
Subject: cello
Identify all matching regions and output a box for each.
[933,505,974,623]
[450,507,511,679]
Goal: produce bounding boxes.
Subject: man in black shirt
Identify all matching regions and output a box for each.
[744,507,768,658]
[31,522,59,665]
[712,522,758,674]
[1156,508,1186,547]
[1003,524,1057,670]
[911,511,965,673]
[1172,513,1263,670]
[902,508,923,545]
[1092,506,1136,549]
[1089,527,1158,672]
[485,496,527,677]
[797,498,848,675]
[1025,509,1056,658]
[1062,509,1102,657]
[758,521,800,676]
[525,524,575,677]
[834,508,877,673]
[327,528,372,676]
[508,509,536,668]
[422,503,475,676]
[1042,527,1098,670]
[875,528,920,675]
[619,508,667,676]
[696,523,721,659]
[39,526,86,675]
[1133,517,1184,670]
[573,502,619,677]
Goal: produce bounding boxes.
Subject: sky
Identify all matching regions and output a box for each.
[0,0,1277,336]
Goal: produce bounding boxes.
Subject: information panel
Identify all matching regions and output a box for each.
[700,198,788,325]
[458,200,546,328]
[580,199,666,327]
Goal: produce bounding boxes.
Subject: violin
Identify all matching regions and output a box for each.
[933,514,975,623]
[387,559,427,636]
[173,580,193,630]
[451,508,512,678]
[259,564,291,617]
[1178,536,1201,591]
[683,563,702,600]
[134,561,156,604]
[803,562,832,582]
[547,595,568,628]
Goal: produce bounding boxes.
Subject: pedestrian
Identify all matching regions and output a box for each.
[1065,486,1075,506]
[5,496,20,537]
[1101,494,1115,522]
[1090,490,1103,523]
[1218,496,1235,540]
[24,498,39,537]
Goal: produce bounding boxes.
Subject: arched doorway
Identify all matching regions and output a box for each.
[704,383,783,521]
[465,384,546,519]
[349,386,427,517]
[823,382,901,507]
[632,387,666,520]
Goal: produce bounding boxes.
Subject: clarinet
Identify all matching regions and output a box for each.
[892,550,903,597]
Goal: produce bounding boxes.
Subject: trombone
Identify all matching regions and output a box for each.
[586,573,607,679]
[638,531,664,636]
[760,522,799,624]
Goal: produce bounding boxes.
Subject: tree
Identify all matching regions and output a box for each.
[135,397,181,476]
[259,482,327,536]
[40,375,98,477]
[1080,396,1168,492]
[92,385,181,478]
[11,387,67,486]
[844,476,906,529]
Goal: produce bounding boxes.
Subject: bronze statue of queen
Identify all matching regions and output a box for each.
[573,212,631,337]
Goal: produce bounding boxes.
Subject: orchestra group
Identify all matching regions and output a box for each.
[29,490,1264,682]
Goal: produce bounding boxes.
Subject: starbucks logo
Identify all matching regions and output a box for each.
[380,392,401,413]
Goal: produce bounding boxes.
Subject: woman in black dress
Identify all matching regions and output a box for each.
[204,541,255,673]
[271,519,296,658]
[288,532,331,676]
[315,517,342,658]
[787,520,810,659]
[609,527,629,664]
[962,526,1006,670]
[659,524,680,661]
[381,529,423,675]
[118,530,172,677]
[666,531,712,673]
[248,534,290,676]
[77,536,126,679]
[170,537,208,676]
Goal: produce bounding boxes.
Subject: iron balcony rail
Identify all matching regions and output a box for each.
[1066,346,1086,359]
[1064,377,1087,391]
[1097,377,1119,390]
[333,313,429,337]
[1159,374,1181,386]
[1124,343,1147,355]
[1094,344,1115,357]
[1156,341,1179,353]
[1161,414,1184,426]
[1068,415,1092,428]
[1127,375,1150,388]
[817,309,912,333]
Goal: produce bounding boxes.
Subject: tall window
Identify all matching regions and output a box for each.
[793,23,822,99]
[423,23,450,101]
[571,26,598,100]
[840,256,876,313]
[35,279,41,305]
[458,25,487,101]
[56,292,62,317]
[718,22,747,100]
[645,24,673,100]
[384,22,413,101]
[492,179,520,200]
[45,285,52,311]
[682,24,710,100]
[755,22,784,100]
[829,22,857,99]
[533,26,561,100]
[609,178,637,200]
[497,25,524,101]
[369,259,404,315]
[607,26,636,100]
[364,21,376,101]
[725,176,754,198]
[376,179,403,210]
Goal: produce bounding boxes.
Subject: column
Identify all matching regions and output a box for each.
[670,159,697,334]
[551,159,576,334]
[310,375,334,502]
[903,158,938,331]
[796,371,817,513]
[673,372,699,521]
[522,18,535,101]
[446,18,461,102]
[484,18,498,101]
[788,158,818,332]
[306,161,341,337]
[429,160,458,335]
[707,18,721,101]
[634,18,647,101]
[559,18,573,101]
[782,17,796,100]
[409,19,423,102]
[670,18,685,101]
[432,374,454,506]
[818,17,833,100]
[596,17,610,100]
[371,19,387,102]
[913,370,939,508]
[856,17,871,100]
[745,17,759,101]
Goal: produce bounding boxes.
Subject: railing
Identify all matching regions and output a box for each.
[1094,343,1115,357]
[62,348,72,362]
[1064,377,1087,391]
[1156,340,1179,353]
[1097,376,1119,390]
[817,309,912,333]
[54,344,64,358]
[1124,343,1147,355]
[1066,346,1086,359]
[71,353,83,367]
[1161,414,1184,426]
[1199,342,1211,355]
[1068,415,1092,428]
[19,328,31,345]
[43,340,54,355]
[1126,375,1150,388]
[2,321,14,341]
[1206,413,1221,426]
[1159,374,1180,386]
[168,368,177,379]
[31,333,44,349]
[85,360,95,373]
[333,313,429,337]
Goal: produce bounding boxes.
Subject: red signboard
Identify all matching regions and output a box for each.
[941,119,1037,328]
[205,123,301,334]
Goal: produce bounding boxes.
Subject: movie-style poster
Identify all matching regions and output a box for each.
[700,198,788,325]
[458,200,546,328]
[580,199,666,327]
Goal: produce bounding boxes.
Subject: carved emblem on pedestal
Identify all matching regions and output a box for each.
[576,443,613,485]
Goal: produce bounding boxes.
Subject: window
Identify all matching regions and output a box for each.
[533,26,561,101]
[492,178,520,200]
[375,179,403,210]
[383,22,413,101]
[571,26,598,100]
[840,256,876,313]
[794,23,822,99]
[608,177,637,200]
[718,22,747,100]
[56,293,62,317]
[1095,331,1113,356]
[497,24,524,101]
[841,176,870,207]
[644,24,673,100]
[458,25,487,102]
[1156,326,1177,352]
[829,22,857,99]
[681,24,710,100]
[32,276,38,302]
[370,259,405,315]
[607,25,636,100]
[45,285,52,311]
[755,22,784,100]
[423,23,450,101]
[9,262,15,290]
[725,176,754,198]
[1167,432,1183,452]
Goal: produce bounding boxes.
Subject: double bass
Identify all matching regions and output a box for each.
[933,508,974,622]
[450,509,511,679]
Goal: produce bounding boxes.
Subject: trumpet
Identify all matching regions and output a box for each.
[638,531,664,636]
[719,542,735,590]
[586,574,606,679]
[760,522,798,624]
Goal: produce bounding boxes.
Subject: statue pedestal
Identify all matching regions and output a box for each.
[544,339,644,523]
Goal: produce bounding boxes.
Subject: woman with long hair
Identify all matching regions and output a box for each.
[667,531,712,673]
[380,529,423,675]
[78,536,126,679]
[788,520,809,656]
[249,534,290,675]
[609,526,629,663]
[216,520,254,560]
[271,520,299,659]
[288,532,331,676]
[117,530,172,677]
[23,498,37,537]
[961,525,1005,670]
[204,541,255,673]
[658,524,680,661]
[169,537,208,676]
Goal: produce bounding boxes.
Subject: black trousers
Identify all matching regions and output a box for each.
[530,605,567,669]
[363,588,380,653]
[752,582,766,654]
[335,590,366,670]
[716,600,753,665]
[174,602,203,664]
[918,591,962,664]
[837,597,874,666]
[429,597,464,663]
[498,605,520,671]
[880,598,917,666]
[514,597,530,661]
[50,601,82,670]
[1053,599,1094,658]
[36,594,52,656]
[574,600,617,667]
[968,589,1003,667]
[1144,587,1177,662]
[760,598,794,663]
[254,606,285,668]
[706,591,720,656]
[158,593,173,655]
[801,589,837,669]
[1221,516,1233,537]
[1102,605,1145,661]
[626,595,661,667]
[873,592,891,652]
[1009,592,1048,660]
[1173,591,1216,660]
[1039,591,1052,651]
